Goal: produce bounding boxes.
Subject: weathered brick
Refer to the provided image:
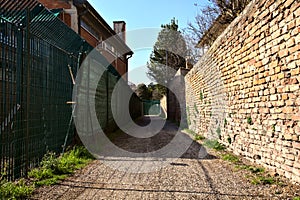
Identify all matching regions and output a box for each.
[293,168,300,176]
[290,85,300,92]
[282,93,289,100]
[274,66,281,73]
[290,45,300,54]
[282,165,293,173]
[279,49,289,58]
[291,68,300,76]
[292,115,300,121]
[296,98,300,106]
[283,107,294,113]
[293,142,300,149]
[287,37,296,47]
[270,95,278,101]
[185,0,300,184]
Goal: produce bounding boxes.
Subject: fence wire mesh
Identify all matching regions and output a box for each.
[0,0,141,180]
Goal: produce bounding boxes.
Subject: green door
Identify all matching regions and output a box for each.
[143,100,161,115]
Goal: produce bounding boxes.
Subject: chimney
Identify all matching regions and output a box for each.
[113,21,126,42]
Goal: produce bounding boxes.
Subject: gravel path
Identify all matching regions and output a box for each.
[31,116,300,200]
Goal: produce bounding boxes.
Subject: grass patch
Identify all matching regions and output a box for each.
[194,134,205,141]
[234,163,277,186]
[203,140,225,151]
[183,129,196,135]
[293,197,300,200]
[1,146,94,199]
[235,165,265,173]
[247,116,253,125]
[29,146,94,187]
[219,152,279,186]
[0,179,34,200]
[183,129,205,141]
[251,175,275,185]
[221,154,239,163]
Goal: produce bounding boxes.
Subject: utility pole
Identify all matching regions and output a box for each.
[166,50,169,120]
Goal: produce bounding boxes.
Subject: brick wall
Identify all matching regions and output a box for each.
[185,0,300,182]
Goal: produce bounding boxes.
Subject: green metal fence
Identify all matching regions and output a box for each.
[143,100,161,115]
[0,1,87,180]
[0,0,142,180]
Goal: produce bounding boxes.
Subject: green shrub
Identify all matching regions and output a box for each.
[40,152,59,171]
[0,179,34,199]
[2,146,94,199]
[28,168,54,180]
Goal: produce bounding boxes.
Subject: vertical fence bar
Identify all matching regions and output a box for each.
[1,21,7,179]
[25,8,31,175]
[13,21,23,179]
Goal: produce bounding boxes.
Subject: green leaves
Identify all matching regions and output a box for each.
[0,179,34,200]
[147,18,187,85]
[28,146,94,187]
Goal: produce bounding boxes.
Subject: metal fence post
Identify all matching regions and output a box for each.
[13,19,24,179]
[25,8,31,175]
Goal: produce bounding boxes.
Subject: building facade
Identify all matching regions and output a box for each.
[38,0,133,81]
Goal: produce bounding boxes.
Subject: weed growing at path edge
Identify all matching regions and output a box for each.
[29,146,94,186]
[203,140,225,151]
[183,129,205,141]
[0,179,34,200]
[0,146,94,199]
[221,154,240,163]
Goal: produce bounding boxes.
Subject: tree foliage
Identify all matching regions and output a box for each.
[184,0,251,62]
[135,83,151,100]
[147,18,187,85]
[135,83,165,100]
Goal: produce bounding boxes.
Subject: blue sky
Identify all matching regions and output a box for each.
[88,0,210,85]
